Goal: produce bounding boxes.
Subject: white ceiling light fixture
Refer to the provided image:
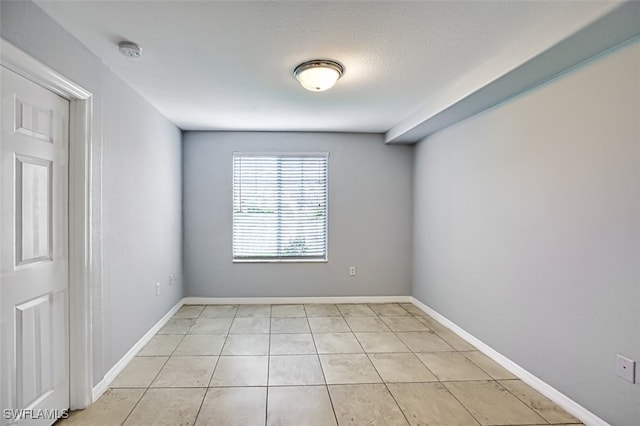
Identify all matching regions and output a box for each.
[118,40,142,58]
[294,60,344,92]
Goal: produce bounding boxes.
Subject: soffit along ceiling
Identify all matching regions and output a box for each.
[35,1,623,137]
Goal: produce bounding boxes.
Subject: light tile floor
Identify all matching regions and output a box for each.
[58,303,582,426]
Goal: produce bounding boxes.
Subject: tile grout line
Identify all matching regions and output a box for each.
[191,305,219,425]
[207,305,234,387]
[372,305,499,426]
[408,298,549,424]
[437,379,485,426]
[119,387,149,426]
[398,312,554,426]
[118,305,201,425]
[387,315,440,382]
[491,379,555,425]
[439,378,558,426]
[100,302,574,426]
[417,308,503,425]
[365,303,415,426]
[306,304,339,425]
[265,304,272,426]
[411,301,560,424]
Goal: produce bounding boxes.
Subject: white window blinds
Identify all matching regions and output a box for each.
[233,153,328,261]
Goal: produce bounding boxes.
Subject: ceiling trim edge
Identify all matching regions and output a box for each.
[385,1,640,145]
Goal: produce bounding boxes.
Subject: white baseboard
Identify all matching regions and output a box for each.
[91,299,184,402]
[183,295,412,305]
[409,297,609,426]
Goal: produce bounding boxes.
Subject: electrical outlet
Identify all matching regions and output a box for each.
[349,266,356,276]
[616,354,636,383]
[169,274,175,286]
[155,282,161,296]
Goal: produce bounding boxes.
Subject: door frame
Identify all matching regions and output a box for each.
[0,39,97,410]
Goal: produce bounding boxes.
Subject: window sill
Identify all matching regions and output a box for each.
[233,258,328,264]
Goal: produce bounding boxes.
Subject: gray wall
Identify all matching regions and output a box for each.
[183,132,413,297]
[1,0,184,386]
[412,40,640,425]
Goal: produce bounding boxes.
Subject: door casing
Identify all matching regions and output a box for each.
[0,39,97,410]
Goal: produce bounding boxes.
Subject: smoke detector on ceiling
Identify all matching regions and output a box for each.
[118,41,142,58]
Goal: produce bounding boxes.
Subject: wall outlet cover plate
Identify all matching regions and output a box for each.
[616,354,636,383]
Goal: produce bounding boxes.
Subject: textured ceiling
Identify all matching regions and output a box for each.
[35,1,619,133]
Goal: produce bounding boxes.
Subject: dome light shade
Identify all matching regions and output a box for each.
[294,60,344,92]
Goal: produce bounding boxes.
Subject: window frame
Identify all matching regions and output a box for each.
[232,152,329,263]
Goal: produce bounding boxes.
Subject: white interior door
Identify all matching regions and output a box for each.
[1,66,69,425]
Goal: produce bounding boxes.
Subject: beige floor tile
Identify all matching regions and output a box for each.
[434,328,477,351]
[304,304,341,317]
[416,352,491,381]
[173,335,226,356]
[368,303,410,316]
[308,317,351,333]
[380,316,429,332]
[345,316,391,332]
[270,317,310,333]
[411,317,476,350]
[269,355,325,385]
[271,304,306,317]
[414,315,446,332]
[189,317,233,335]
[210,356,268,386]
[110,357,167,388]
[230,317,270,333]
[330,384,408,425]
[222,334,270,355]
[388,382,480,426]
[368,353,437,383]
[151,356,217,387]
[395,331,454,352]
[236,304,271,318]
[123,388,205,426]
[158,318,194,335]
[445,381,546,425]
[267,386,336,426]
[338,304,376,317]
[173,305,205,319]
[499,379,580,424]
[399,303,427,316]
[59,389,144,426]
[314,332,363,354]
[463,351,517,379]
[355,332,410,353]
[137,335,183,356]
[195,387,266,426]
[319,354,382,384]
[78,303,572,426]
[200,305,238,318]
[270,333,316,355]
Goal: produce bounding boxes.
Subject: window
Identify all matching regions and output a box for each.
[233,153,328,261]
